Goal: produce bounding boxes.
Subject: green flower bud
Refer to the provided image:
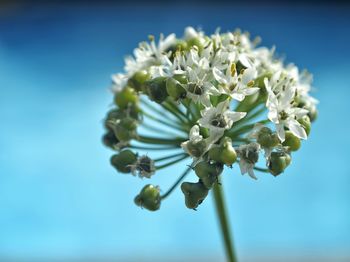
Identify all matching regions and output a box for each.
[187,38,203,52]
[208,147,221,163]
[181,181,209,210]
[102,130,120,149]
[144,77,168,103]
[166,40,188,54]
[127,70,150,92]
[307,106,318,122]
[127,104,141,120]
[110,150,137,173]
[208,137,237,166]
[166,76,186,101]
[235,92,260,112]
[114,86,139,109]
[298,116,311,136]
[255,72,272,89]
[194,161,224,189]
[114,118,137,142]
[186,140,207,158]
[268,151,291,176]
[105,106,140,127]
[134,184,161,211]
[257,127,279,148]
[295,97,317,123]
[220,138,237,165]
[282,131,301,151]
[199,127,210,139]
[106,108,125,122]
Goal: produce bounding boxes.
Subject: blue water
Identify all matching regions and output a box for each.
[0,3,349,260]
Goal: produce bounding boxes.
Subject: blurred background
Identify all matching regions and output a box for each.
[0,0,349,261]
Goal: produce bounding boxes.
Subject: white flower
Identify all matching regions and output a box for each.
[111,73,128,93]
[213,64,260,101]
[201,41,231,71]
[183,63,220,107]
[124,33,176,76]
[184,26,205,42]
[251,46,283,74]
[181,125,213,165]
[217,31,254,68]
[148,53,185,78]
[199,100,246,143]
[264,76,309,142]
[286,65,318,107]
[236,142,261,180]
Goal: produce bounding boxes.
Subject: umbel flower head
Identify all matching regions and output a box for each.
[102,27,318,211]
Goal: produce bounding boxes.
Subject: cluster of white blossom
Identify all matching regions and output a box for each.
[113,27,317,180]
[106,27,317,211]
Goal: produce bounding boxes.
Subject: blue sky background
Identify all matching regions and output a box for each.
[0,2,349,261]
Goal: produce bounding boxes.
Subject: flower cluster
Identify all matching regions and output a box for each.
[103,27,318,211]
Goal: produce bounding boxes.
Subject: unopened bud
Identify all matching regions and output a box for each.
[298,116,311,136]
[194,161,224,189]
[127,70,150,92]
[166,75,187,101]
[208,137,237,166]
[187,38,203,52]
[282,131,301,151]
[308,107,318,122]
[181,181,209,210]
[257,127,279,148]
[145,77,168,103]
[166,40,188,53]
[268,151,291,176]
[102,130,120,149]
[134,184,161,211]
[110,150,137,173]
[114,118,137,142]
[114,86,139,109]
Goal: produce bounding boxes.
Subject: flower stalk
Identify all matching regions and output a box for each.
[213,182,237,262]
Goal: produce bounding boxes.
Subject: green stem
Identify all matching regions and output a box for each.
[243,106,266,123]
[161,102,188,125]
[213,182,237,262]
[156,155,189,170]
[228,119,270,138]
[142,111,185,132]
[141,98,174,119]
[253,166,269,173]
[141,122,182,137]
[129,145,180,151]
[136,135,185,145]
[154,153,187,162]
[163,101,188,119]
[161,167,192,199]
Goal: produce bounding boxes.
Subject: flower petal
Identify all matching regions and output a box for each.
[242,67,257,84]
[242,87,260,96]
[189,125,201,140]
[248,168,258,180]
[288,120,307,140]
[239,53,253,68]
[212,67,227,84]
[231,93,245,102]
[276,123,285,142]
[225,111,247,123]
